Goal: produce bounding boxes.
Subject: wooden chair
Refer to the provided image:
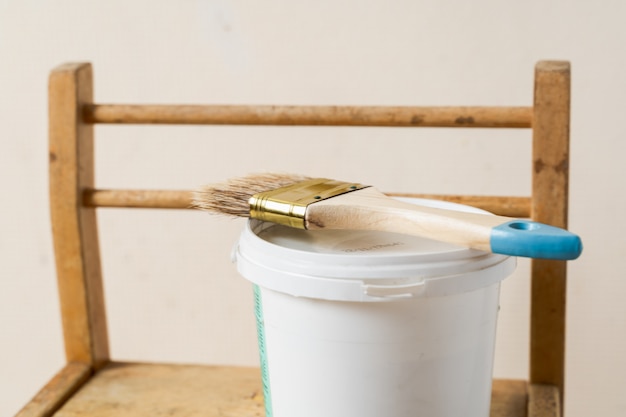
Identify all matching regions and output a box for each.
[16,61,570,417]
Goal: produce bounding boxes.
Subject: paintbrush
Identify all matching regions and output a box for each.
[193,173,582,260]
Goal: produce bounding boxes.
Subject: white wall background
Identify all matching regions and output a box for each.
[1,1,624,416]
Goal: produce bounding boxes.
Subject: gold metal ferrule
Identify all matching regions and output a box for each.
[249,178,370,229]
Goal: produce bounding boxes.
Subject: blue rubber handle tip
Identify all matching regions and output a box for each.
[490,220,582,260]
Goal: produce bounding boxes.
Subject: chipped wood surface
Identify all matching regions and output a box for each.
[85,104,532,128]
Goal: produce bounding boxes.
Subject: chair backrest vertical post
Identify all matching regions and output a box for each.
[49,62,109,369]
[530,61,571,407]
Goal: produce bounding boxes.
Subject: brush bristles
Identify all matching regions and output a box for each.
[192,172,311,217]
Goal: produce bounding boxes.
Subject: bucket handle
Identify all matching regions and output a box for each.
[364,280,426,299]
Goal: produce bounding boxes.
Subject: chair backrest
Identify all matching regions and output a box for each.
[48,60,571,402]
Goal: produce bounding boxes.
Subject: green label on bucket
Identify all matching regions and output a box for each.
[254,285,273,417]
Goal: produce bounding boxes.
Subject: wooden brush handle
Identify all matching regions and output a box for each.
[306,188,581,260]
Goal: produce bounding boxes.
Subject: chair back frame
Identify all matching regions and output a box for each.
[48,61,571,405]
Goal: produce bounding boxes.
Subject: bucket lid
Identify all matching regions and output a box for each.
[234,198,516,302]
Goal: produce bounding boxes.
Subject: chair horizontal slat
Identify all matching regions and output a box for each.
[388,193,531,217]
[83,189,530,217]
[85,104,532,128]
[84,189,194,209]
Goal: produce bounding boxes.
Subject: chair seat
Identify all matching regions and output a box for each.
[25,361,557,417]
[53,362,264,417]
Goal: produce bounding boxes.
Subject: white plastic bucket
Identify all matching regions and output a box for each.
[233,198,516,417]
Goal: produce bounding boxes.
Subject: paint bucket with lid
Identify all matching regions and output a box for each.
[233,198,517,417]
